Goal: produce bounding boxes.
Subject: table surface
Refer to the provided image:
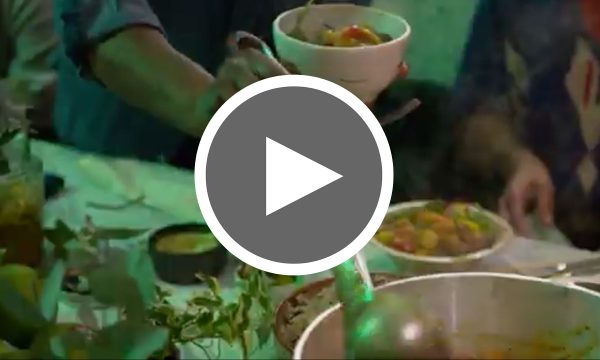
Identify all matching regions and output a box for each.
[35,140,597,359]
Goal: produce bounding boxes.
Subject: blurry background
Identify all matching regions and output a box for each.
[374,0,477,86]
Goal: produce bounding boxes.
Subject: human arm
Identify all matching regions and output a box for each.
[57,0,286,138]
[88,27,217,137]
[451,0,553,233]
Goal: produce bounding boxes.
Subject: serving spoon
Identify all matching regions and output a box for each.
[290,0,316,41]
[333,257,450,359]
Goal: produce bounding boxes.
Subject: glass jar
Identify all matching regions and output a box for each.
[0,155,44,267]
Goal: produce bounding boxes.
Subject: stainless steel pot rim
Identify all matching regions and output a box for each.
[292,272,600,360]
[373,201,514,264]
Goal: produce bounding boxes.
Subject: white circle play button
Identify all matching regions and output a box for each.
[266,137,343,216]
[195,75,393,276]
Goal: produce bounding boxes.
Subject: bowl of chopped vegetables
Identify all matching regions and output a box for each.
[372,201,514,273]
[273,3,411,105]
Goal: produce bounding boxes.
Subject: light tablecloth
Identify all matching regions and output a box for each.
[34,140,597,359]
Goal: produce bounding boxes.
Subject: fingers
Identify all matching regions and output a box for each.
[398,62,409,79]
[228,57,259,88]
[536,180,555,226]
[214,78,237,102]
[281,60,301,74]
[504,185,530,236]
[241,48,289,78]
[500,177,555,236]
[215,57,257,99]
[498,196,510,222]
[213,49,288,105]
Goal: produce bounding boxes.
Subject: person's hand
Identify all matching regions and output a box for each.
[498,150,555,235]
[213,48,288,105]
[193,48,288,131]
[397,62,409,79]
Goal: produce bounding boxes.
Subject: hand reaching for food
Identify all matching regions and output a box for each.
[219,50,287,99]
[198,48,289,117]
[499,150,555,236]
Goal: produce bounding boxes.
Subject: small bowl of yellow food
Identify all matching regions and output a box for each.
[149,224,228,285]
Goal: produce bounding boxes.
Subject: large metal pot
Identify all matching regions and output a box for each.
[294,273,600,359]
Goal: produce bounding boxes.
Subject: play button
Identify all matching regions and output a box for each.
[266,137,343,216]
[195,75,393,276]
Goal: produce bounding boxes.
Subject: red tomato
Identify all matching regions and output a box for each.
[392,239,416,253]
[341,25,366,39]
[340,25,381,45]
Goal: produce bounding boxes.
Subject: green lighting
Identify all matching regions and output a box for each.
[332,258,375,359]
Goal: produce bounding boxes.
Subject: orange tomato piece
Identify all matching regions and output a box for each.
[430,218,456,235]
[340,25,383,45]
[415,210,450,226]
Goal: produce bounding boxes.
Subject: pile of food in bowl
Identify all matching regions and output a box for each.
[371,201,513,273]
[297,24,393,47]
[275,273,402,354]
[273,3,411,104]
[374,201,502,257]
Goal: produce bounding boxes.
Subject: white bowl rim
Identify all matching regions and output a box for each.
[371,200,515,264]
[292,272,600,360]
[273,3,412,52]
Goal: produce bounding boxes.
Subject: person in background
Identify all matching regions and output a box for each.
[53,0,370,169]
[1,0,57,132]
[450,0,600,250]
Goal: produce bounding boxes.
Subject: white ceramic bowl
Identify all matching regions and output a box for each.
[371,201,514,274]
[273,4,411,104]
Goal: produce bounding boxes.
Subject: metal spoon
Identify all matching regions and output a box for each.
[290,0,316,41]
[333,258,450,359]
[380,98,421,128]
[353,252,374,290]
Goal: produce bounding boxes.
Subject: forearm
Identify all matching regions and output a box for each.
[89,27,215,137]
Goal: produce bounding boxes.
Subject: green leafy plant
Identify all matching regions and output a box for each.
[0,253,169,360]
[0,89,29,175]
[3,219,279,359]
[147,264,274,360]
[0,218,167,359]
[44,217,149,262]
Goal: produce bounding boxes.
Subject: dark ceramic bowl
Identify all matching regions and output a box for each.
[148,224,228,285]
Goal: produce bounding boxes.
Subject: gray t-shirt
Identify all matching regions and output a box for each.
[54,0,369,164]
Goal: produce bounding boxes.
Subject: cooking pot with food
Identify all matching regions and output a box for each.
[294,273,600,359]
